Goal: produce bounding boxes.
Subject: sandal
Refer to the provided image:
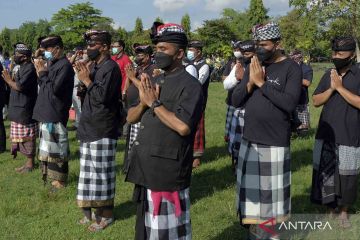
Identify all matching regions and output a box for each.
[78,216,91,225]
[338,217,351,229]
[88,217,114,232]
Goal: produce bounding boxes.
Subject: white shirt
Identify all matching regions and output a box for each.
[223,65,239,90]
[185,64,198,79]
[194,60,210,85]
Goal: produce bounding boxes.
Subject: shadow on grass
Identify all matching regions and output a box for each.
[202,144,229,164]
[114,199,137,221]
[210,221,247,240]
[191,164,235,204]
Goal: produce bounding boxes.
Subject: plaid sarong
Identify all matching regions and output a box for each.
[224,105,236,141]
[236,139,291,225]
[193,112,205,158]
[38,122,69,162]
[311,139,360,207]
[295,104,310,129]
[10,122,38,142]
[77,138,117,208]
[228,108,245,163]
[134,186,192,240]
[129,122,140,151]
[38,122,69,182]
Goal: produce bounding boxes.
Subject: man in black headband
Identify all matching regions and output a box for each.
[289,49,313,135]
[32,35,74,189]
[74,30,121,232]
[311,36,360,228]
[125,22,203,240]
[1,43,38,172]
[232,22,302,238]
[223,40,256,173]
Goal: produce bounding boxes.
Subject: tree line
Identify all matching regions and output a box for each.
[0,0,358,61]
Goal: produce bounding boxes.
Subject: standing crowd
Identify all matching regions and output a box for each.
[0,19,359,240]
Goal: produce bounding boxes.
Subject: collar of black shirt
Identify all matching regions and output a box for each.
[348,63,360,75]
[94,55,111,69]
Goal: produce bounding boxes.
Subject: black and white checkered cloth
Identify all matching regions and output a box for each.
[228,108,245,163]
[236,139,291,225]
[77,138,117,208]
[129,123,140,151]
[253,22,281,41]
[296,104,310,128]
[38,122,69,162]
[224,105,236,145]
[144,188,191,240]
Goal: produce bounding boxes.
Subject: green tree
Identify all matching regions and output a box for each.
[51,1,112,50]
[197,19,236,56]
[290,0,360,61]
[134,17,144,35]
[0,28,13,54]
[221,8,251,40]
[247,0,268,27]
[181,14,191,38]
[154,17,164,23]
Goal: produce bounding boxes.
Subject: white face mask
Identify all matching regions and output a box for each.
[234,51,242,59]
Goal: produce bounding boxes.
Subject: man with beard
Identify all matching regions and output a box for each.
[1,43,38,172]
[232,22,302,238]
[126,22,203,240]
[33,35,74,189]
[311,36,360,229]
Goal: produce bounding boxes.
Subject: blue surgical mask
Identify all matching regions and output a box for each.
[187,51,195,61]
[112,47,119,55]
[44,51,53,61]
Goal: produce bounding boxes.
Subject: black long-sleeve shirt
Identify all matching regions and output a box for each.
[32,56,74,126]
[8,62,38,124]
[232,58,302,146]
[77,56,121,142]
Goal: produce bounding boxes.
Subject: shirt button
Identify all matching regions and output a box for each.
[160,80,165,84]
[134,141,139,145]
[140,125,144,129]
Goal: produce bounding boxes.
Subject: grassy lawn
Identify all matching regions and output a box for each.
[1,62,359,239]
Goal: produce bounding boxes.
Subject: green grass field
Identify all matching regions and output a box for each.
[1,63,360,239]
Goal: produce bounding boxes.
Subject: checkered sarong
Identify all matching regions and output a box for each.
[295,104,310,128]
[38,122,69,162]
[144,188,191,240]
[228,108,245,162]
[236,139,291,225]
[77,138,117,208]
[311,139,360,207]
[129,122,140,151]
[10,122,38,142]
[224,105,236,142]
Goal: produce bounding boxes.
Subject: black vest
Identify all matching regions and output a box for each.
[194,59,210,110]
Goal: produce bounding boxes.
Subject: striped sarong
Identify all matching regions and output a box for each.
[236,139,291,225]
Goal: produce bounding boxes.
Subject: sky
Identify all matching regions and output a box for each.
[0,0,292,31]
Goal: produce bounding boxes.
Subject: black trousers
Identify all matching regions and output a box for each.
[0,106,6,152]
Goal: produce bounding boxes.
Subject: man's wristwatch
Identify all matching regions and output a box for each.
[150,99,162,113]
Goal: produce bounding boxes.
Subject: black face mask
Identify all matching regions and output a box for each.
[135,57,145,66]
[154,52,174,70]
[256,47,275,62]
[87,48,100,61]
[243,56,252,65]
[14,55,25,65]
[332,56,353,70]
